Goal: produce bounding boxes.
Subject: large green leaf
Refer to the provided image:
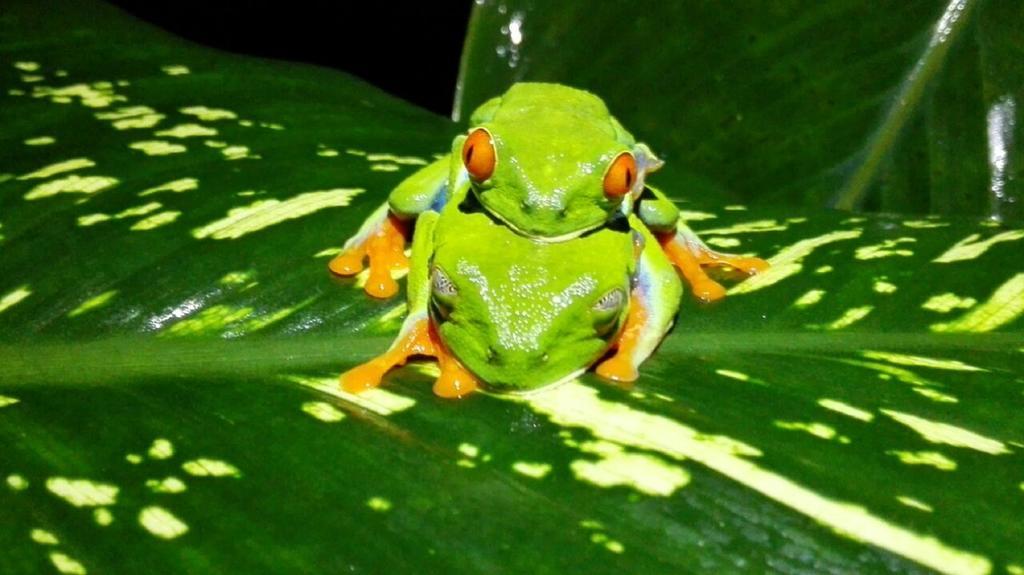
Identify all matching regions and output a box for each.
[456,0,1024,220]
[2,2,1024,575]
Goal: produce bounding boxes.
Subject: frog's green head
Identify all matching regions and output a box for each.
[430,211,634,392]
[454,83,662,240]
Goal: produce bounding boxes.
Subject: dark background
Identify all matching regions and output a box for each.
[107,0,475,117]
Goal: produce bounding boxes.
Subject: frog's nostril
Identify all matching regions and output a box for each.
[520,200,532,213]
[540,353,550,364]
[486,346,498,363]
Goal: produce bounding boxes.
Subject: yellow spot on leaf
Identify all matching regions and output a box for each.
[138,506,189,539]
[903,220,949,229]
[931,273,1024,333]
[30,528,59,545]
[730,230,862,295]
[912,387,959,403]
[706,237,741,248]
[862,351,984,372]
[888,450,957,471]
[125,454,142,464]
[371,163,400,172]
[697,219,788,235]
[19,158,95,180]
[365,153,428,165]
[131,211,181,231]
[32,82,125,107]
[678,210,716,221]
[855,237,916,260]
[815,265,834,274]
[0,395,20,408]
[825,305,873,330]
[181,459,240,478]
[571,441,690,496]
[148,438,174,460]
[94,508,114,526]
[180,106,237,121]
[775,421,848,442]
[161,65,190,75]
[933,231,1024,263]
[222,145,256,160]
[794,289,826,308]
[7,474,29,490]
[715,369,749,382]
[881,409,1009,455]
[129,141,186,156]
[50,552,87,575]
[193,189,363,240]
[512,462,552,479]
[46,478,119,507]
[96,106,165,129]
[145,477,187,494]
[922,293,976,313]
[873,280,898,294]
[156,124,217,138]
[288,375,416,416]
[818,399,874,422]
[14,61,40,72]
[0,285,31,314]
[367,497,392,512]
[317,149,339,157]
[24,136,55,146]
[896,496,933,512]
[302,401,346,423]
[523,382,988,575]
[68,290,117,318]
[724,204,747,211]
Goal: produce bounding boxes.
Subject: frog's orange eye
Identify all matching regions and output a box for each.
[603,152,636,199]
[463,128,496,181]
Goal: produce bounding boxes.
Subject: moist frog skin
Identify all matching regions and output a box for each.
[330,83,768,396]
[330,83,768,304]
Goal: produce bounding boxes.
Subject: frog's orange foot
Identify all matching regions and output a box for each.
[339,318,479,399]
[329,213,410,299]
[659,233,769,303]
[700,254,770,276]
[595,355,639,383]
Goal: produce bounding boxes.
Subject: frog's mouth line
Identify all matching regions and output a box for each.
[465,190,605,244]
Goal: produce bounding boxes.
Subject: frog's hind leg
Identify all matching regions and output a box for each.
[659,221,769,303]
[339,211,479,398]
[636,185,768,303]
[329,155,452,299]
[596,223,683,383]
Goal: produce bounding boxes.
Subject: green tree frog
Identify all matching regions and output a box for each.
[331,83,768,397]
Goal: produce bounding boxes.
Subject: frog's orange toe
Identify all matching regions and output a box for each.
[340,362,388,393]
[691,278,727,303]
[365,268,399,299]
[595,356,639,383]
[329,251,365,276]
[721,256,770,275]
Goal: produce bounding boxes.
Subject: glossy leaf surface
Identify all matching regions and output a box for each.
[1,2,1023,575]
[456,0,1024,221]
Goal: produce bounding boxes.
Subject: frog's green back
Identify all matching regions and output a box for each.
[431,205,634,391]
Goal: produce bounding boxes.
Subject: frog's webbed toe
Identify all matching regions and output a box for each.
[329,211,410,299]
[340,317,479,399]
[658,226,768,303]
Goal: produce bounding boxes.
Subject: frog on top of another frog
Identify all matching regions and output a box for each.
[330,83,768,397]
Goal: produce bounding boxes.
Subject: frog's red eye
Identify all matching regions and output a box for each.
[603,152,636,199]
[462,128,496,181]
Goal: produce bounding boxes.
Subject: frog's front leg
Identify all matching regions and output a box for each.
[637,185,768,302]
[339,211,480,399]
[596,220,683,382]
[329,155,451,299]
